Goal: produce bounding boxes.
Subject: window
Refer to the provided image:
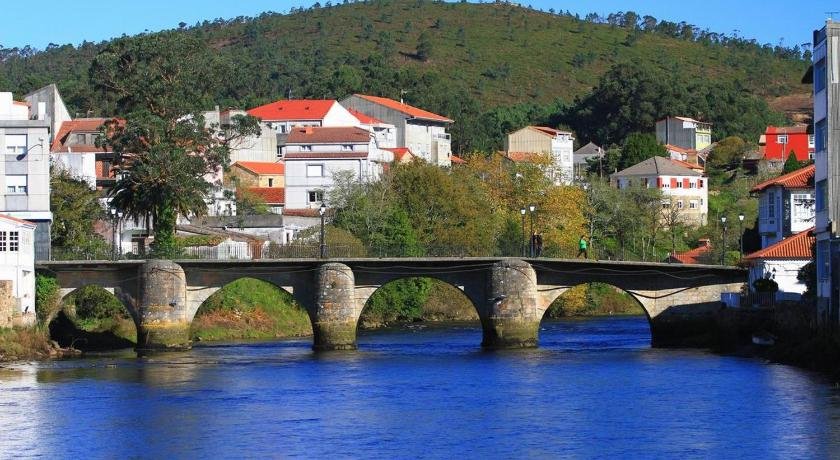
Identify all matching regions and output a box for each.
[5,175,27,194]
[700,198,704,206]
[268,178,274,187]
[661,200,671,209]
[308,191,324,204]
[793,193,814,218]
[676,180,683,188]
[301,145,313,152]
[689,181,696,189]
[816,120,827,153]
[808,134,815,148]
[0,231,5,252]
[817,179,827,211]
[9,232,18,252]
[306,164,324,177]
[777,134,788,145]
[75,133,86,144]
[341,144,354,151]
[768,191,776,218]
[677,200,684,209]
[818,240,830,280]
[4,134,26,155]
[815,58,827,93]
[689,200,698,209]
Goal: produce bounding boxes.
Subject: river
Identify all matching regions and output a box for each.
[1,316,839,459]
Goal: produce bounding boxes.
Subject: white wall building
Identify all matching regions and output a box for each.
[505,126,574,185]
[247,99,360,134]
[0,214,36,325]
[280,126,392,209]
[751,164,815,249]
[745,228,815,302]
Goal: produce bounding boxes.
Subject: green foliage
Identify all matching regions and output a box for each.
[546,283,644,317]
[416,31,433,61]
[782,152,806,173]
[50,168,110,257]
[708,136,751,170]
[35,274,60,325]
[175,234,226,248]
[620,132,667,170]
[235,188,270,216]
[753,277,779,293]
[361,278,433,325]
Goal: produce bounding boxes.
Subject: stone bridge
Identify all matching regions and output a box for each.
[36,258,746,352]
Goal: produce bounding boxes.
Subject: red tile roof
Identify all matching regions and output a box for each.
[502,151,549,163]
[352,94,453,123]
[531,126,572,137]
[347,108,384,125]
[765,125,809,135]
[750,164,815,192]
[286,126,371,144]
[668,239,712,264]
[384,147,414,162]
[233,161,285,175]
[671,158,704,171]
[0,213,37,228]
[247,99,336,121]
[51,118,113,152]
[246,187,285,205]
[745,228,815,260]
[665,144,697,154]
[284,151,369,159]
[450,155,466,164]
[13,101,30,107]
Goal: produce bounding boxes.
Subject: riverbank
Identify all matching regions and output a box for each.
[0,327,80,362]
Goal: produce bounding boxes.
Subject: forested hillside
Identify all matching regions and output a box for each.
[0,0,810,152]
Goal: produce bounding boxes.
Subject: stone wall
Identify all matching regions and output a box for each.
[0,280,16,328]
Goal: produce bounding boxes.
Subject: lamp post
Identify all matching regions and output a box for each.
[738,213,745,259]
[520,207,527,257]
[720,216,727,265]
[528,204,536,257]
[319,201,327,259]
[109,208,118,261]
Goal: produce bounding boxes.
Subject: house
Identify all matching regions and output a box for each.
[385,147,416,164]
[0,91,52,260]
[656,116,712,151]
[204,107,279,163]
[573,142,604,180]
[247,99,359,134]
[809,20,840,325]
[229,161,285,189]
[504,126,574,185]
[611,156,708,226]
[665,239,712,264]
[761,125,814,162]
[750,164,815,248]
[280,126,392,209]
[0,213,36,326]
[347,108,397,149]
[51,118,117,189]
[246,187,285,215]
[745,228,815,302]
[340,94,453,166]
[664,144,708,170]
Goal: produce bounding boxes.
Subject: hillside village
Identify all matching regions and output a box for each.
[0,4,836,335]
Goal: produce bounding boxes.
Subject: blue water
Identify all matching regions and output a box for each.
[1,316,839,459]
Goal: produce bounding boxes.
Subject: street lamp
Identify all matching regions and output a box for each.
[520,207,527,257]
[528,204,536,257]
[738,213,745,258]
[720,216,727,265]
[109,208,118,260]
[319,201,327,259]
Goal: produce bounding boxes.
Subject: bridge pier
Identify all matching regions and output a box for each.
[136,260,191,352]
[312,263,358,351]
[482,259,541,349]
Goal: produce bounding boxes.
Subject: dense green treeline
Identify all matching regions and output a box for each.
[1,1,805,153]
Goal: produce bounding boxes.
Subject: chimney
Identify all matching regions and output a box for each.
[305,126,314,135]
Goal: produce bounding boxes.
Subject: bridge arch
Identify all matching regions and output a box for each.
[189,277,313,342]
[51,284,138,350]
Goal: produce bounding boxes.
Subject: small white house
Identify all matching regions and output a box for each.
[0,214,36,326]
[745,228,814,302]
[751,164,815,249]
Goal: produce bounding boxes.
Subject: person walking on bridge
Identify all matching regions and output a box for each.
[577,235,588,259]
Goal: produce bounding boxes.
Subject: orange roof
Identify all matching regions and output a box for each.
[745,228,815,260]
[247,99,336,121]
[352,94,453,123]
[502,151,548,163]
[51,118,118,153]
[12,101,30,107]
[384,147,414,162]
[531,126,571,137]
[347,108,384,125]
[665,144,697,154]
[287,126,371,144]
[671,158,704,171]
[233,161,285,175]
[669,239,712,264]
[0,213,36,228]
[450,155,466,164]
[765,125,809,135]
[246,187,285,205]
[750,164,815,192]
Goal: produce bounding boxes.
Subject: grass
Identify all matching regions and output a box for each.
[0,327,55,362]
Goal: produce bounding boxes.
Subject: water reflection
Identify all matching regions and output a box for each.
[1,317,838,458]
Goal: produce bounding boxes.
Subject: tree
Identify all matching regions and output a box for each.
[708,136,750,171]
[91,33,261,258]
[620,132,667,170]
[416,31,433,61]
[50,167,110,258]
[782,151,804,173]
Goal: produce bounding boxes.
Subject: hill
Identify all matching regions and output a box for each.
[0,0,810,151]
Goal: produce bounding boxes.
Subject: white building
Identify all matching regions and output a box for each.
[0,214,36,326]
[204,107,279,163]
[505,126,574,185]
[346,108,397,149]
[247,99,360,134]
[750,164,815,249]
[340,94,453,167]
[1,91,52,260]
[280,126,392,209]
[745,228,815,303]
[611,156,708,226]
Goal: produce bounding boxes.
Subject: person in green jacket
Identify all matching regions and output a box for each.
[577,235,588,259]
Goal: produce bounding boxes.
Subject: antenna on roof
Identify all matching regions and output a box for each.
[400,89,409,105]
[828,11,840,20]
[287,87,293,100]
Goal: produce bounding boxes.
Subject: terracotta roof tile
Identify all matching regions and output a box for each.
[384,147,414,162]
[0,213,37,228]
[745,228,815,260]
[353,94,453,123]
[286,126,371,144]
[247,99,336,121]
[51,118,120,153]
[531,126,572,137]
[246,187,285,205]
[233,161,285,175]
[502,151,549,163]
[347,108,384,125]
[450,155,466,164]
[668,239,712,264]
[766,125,809,134]
[750,164,815,192]
[284,151,369,159]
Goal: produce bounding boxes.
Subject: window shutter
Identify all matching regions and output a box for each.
[683,178,689,188]
[656,177,662,188]
[670,178,678,188]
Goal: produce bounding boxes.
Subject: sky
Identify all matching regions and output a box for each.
[1,0,837,50]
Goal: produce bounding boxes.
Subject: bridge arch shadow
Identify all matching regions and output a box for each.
[51,285,137,351]
[190,277,313,343]
[356,276,481,346]
[539,282,653,349]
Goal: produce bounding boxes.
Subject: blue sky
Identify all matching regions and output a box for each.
[0,1,836,50]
